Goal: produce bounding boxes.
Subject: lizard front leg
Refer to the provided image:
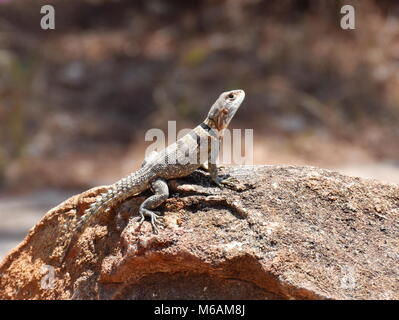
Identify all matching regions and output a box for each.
[137,178,168,233]
[208,161,221,186]
[207,136,234,187]
[208,162,239,188]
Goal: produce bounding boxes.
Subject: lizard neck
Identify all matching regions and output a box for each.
[203,118,219,132]
[202,118,224,138]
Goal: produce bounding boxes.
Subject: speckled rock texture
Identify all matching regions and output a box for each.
[0,165,398,300]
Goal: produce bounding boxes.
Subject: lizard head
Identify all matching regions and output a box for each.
[206,89,245,131]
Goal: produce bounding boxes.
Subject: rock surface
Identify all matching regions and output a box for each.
[0,165,398,300]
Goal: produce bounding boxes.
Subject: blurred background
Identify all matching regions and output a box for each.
[1,0,399,258]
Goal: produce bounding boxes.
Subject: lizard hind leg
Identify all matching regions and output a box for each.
[137,178,169,234]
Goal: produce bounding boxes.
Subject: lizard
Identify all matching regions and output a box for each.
[63,89,245,260]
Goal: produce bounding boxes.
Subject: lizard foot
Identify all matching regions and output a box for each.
[199,163,227,172]
[220,176,239,186]
[213,176,239,188]
[137,209,164,234]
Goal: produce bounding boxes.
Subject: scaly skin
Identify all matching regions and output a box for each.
[65,89,245,259]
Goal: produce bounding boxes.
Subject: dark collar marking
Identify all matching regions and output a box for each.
[200,122,212,131]
[200,122,218,138]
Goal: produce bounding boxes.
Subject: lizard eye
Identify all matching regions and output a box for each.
[227,93,235,99]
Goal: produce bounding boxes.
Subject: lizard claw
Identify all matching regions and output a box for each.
[149,211,165,234]
[213,176,239,188]
[136,215,145,224]
[212,177,224,188]
[221,176,239,185]
[137,209,164,233]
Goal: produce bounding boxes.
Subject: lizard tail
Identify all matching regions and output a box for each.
[79,166,151,229]
[62,166,152,263]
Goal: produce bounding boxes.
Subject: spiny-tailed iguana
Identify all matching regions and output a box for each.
[64,89,245,260]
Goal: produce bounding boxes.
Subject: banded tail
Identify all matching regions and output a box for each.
[61,166,152,263]
[77,166,152,231]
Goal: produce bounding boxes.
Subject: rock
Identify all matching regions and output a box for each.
[0,165,398,300]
